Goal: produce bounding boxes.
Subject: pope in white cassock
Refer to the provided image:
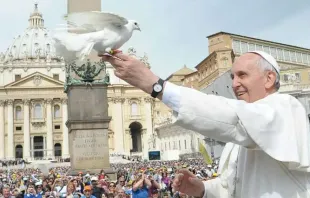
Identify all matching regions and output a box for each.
[102,50,310,198]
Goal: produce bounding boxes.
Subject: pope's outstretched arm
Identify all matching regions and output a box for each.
[161,81,256,148]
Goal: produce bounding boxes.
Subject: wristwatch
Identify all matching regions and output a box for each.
[151,78,165,98]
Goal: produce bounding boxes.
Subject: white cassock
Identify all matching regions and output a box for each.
[162,82,310,198]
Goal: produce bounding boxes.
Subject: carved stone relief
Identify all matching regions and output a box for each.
[33,75,42,86]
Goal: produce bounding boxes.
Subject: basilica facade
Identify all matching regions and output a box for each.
[0,4,172,161]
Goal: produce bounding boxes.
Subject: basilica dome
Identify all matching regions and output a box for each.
[0,4,62,64]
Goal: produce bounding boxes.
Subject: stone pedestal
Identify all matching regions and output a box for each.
[66,84,115,179]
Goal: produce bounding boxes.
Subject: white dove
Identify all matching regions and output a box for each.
[52,11,141,62]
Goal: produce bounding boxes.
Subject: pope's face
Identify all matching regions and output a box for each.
[231,53,274,103]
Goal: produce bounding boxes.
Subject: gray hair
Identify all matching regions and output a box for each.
[256,56,280,91]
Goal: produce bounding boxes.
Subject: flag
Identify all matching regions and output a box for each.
[199,142,213,165]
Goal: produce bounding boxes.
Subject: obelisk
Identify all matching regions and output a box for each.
[67,0,102,61]
[67,0,101,13]
[66,0,115,179]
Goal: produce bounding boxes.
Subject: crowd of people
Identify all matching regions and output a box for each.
[0,159,218,198]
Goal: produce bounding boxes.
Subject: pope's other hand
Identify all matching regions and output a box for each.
[172,169,205,197]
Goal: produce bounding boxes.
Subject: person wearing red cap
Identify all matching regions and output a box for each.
[102,50,310,198]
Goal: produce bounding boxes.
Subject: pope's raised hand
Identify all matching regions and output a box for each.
[101,53,159,95]
[172,169,205,197]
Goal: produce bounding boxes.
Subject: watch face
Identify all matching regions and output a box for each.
[154,84,163,92]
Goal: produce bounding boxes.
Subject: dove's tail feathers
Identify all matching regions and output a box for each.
[51,32,82,63]
[52,40,78,63]
[77,42,95,61]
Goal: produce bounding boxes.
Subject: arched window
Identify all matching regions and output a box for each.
[34,104,42,119]
[54,143,62,157]
[131,102,138,115]
[15,145,23,159]
[15,106,22,120]
[54,105,60,118]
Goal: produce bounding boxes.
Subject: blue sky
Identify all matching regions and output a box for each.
[0,0,309,78]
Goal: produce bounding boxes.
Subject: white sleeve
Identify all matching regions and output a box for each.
[162,81,181,112]
[202,178,229,198]
[161,82,255,148]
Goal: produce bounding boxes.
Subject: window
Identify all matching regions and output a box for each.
[302,54,308,65]
[54,105,60,118]
[16,126,22,131]
[270,47,277,59]
[296,52,302,63]
[53,74,59,80]
[179,140,181,149]
[46,44,51,53]
[34,104,43,119]
[221,57,228,67]
[263,46,270,54]
[184,140,187,149]
[241,42,248,53]
[232,40,241,54]
[15,106,22,120]
[256,44,263,51]
[295,73,301,82]
[131,102,138,115]
[15,75,21,81]
[54,125,60,130]
[277,49,284,60]
[248,43,255,51]
[283,74,289,82]
[290,51,296,63]
[284,50,290,62]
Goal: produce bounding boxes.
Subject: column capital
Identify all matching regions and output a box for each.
[128,97,142,104]
[22,99,31,106]
[112,97,125,103]
[61,98,68,104]
[45,98,53,104]
[144,97,154,103]
[0,100,6,106]
[6,99,14,106]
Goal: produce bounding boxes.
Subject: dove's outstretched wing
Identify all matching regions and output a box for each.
[63,11,129,32]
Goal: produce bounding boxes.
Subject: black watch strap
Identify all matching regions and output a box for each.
[151,78,165,98]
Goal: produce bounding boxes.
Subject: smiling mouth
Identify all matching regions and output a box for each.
[237,92,246,97]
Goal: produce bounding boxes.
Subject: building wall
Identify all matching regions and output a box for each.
[156,124,206,160]
[208,34,233,54]
[182,71,199,89]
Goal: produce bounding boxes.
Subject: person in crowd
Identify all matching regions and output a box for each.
[81,186,96,198]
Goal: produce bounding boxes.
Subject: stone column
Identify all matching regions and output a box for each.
[143,97,154,160]
[0,100,5,159]
[45,99,54,158]
[43,136,46,158]
[112,97,125,154]
[23,99,31,160]
[61,98,69,158]
[31,136,34,158]
[7,99,14,159]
